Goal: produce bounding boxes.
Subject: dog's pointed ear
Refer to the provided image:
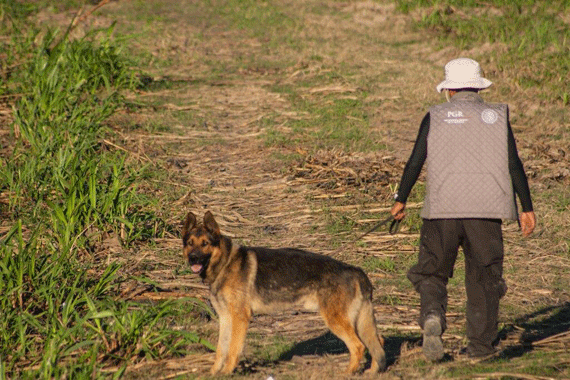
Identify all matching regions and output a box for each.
[183,212,197,237]
[203,211,220,237]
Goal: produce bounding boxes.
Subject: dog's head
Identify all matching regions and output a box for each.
[182,211,223,279]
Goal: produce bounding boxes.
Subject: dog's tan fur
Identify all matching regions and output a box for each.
[182,211,386,375]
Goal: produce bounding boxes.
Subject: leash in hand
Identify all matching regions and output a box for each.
[331,214,400,256]
[356,214,400,241]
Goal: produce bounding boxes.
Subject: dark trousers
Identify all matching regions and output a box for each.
[407,219,507,356]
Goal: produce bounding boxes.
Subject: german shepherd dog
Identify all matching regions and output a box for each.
[182,211,386,375]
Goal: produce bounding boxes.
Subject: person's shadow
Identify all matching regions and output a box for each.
[497,301,570,359]
[277,302,570,370]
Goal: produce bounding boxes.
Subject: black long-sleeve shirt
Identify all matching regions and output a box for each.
[395,112,534,212]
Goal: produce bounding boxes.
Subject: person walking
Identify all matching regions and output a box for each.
[390,57,536,361]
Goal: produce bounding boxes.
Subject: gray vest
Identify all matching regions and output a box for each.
[421,92,517,220]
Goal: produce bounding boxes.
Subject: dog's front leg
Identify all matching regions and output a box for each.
[211,311,232,375]
[220,305,251,374]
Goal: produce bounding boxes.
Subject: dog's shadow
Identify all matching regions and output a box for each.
[278,332,348,360]
[278,331,419,368]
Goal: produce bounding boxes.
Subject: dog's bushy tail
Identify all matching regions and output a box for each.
[356,299,386,372]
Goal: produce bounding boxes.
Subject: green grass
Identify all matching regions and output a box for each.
[250,335,296,364]
[395,0,570,104]
[362,256,397,273]
[324,212,356,235]
[216,0,303,50]
[0,223,212,378]
[0,5,213,377]
[264,86,386,153]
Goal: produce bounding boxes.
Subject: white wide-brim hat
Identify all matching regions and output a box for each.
[436,58,492,93]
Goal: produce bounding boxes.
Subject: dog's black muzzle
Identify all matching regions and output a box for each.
[187,251,210,275]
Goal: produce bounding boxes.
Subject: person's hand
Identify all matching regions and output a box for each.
[391,202,406,221]
[520,211,536,237]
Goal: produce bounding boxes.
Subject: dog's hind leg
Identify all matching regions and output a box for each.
[320,295,366,373]
[356,301,386,373]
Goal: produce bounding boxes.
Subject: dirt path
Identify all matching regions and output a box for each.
[58,0,570,378]
[102,3,432,377]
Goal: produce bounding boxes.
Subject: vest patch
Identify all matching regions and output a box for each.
[444,118,468,124]
[444,110,468,124]
[481,109,499,124]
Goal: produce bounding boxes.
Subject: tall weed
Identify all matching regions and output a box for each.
[0,224,210,378]
[0,9,211,378]
[6,24,142,236]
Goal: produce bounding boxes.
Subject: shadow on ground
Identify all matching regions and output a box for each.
[278,331,421,370]
[278,332,348,360]
[274,303,570,370]
[498,301,570,359]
